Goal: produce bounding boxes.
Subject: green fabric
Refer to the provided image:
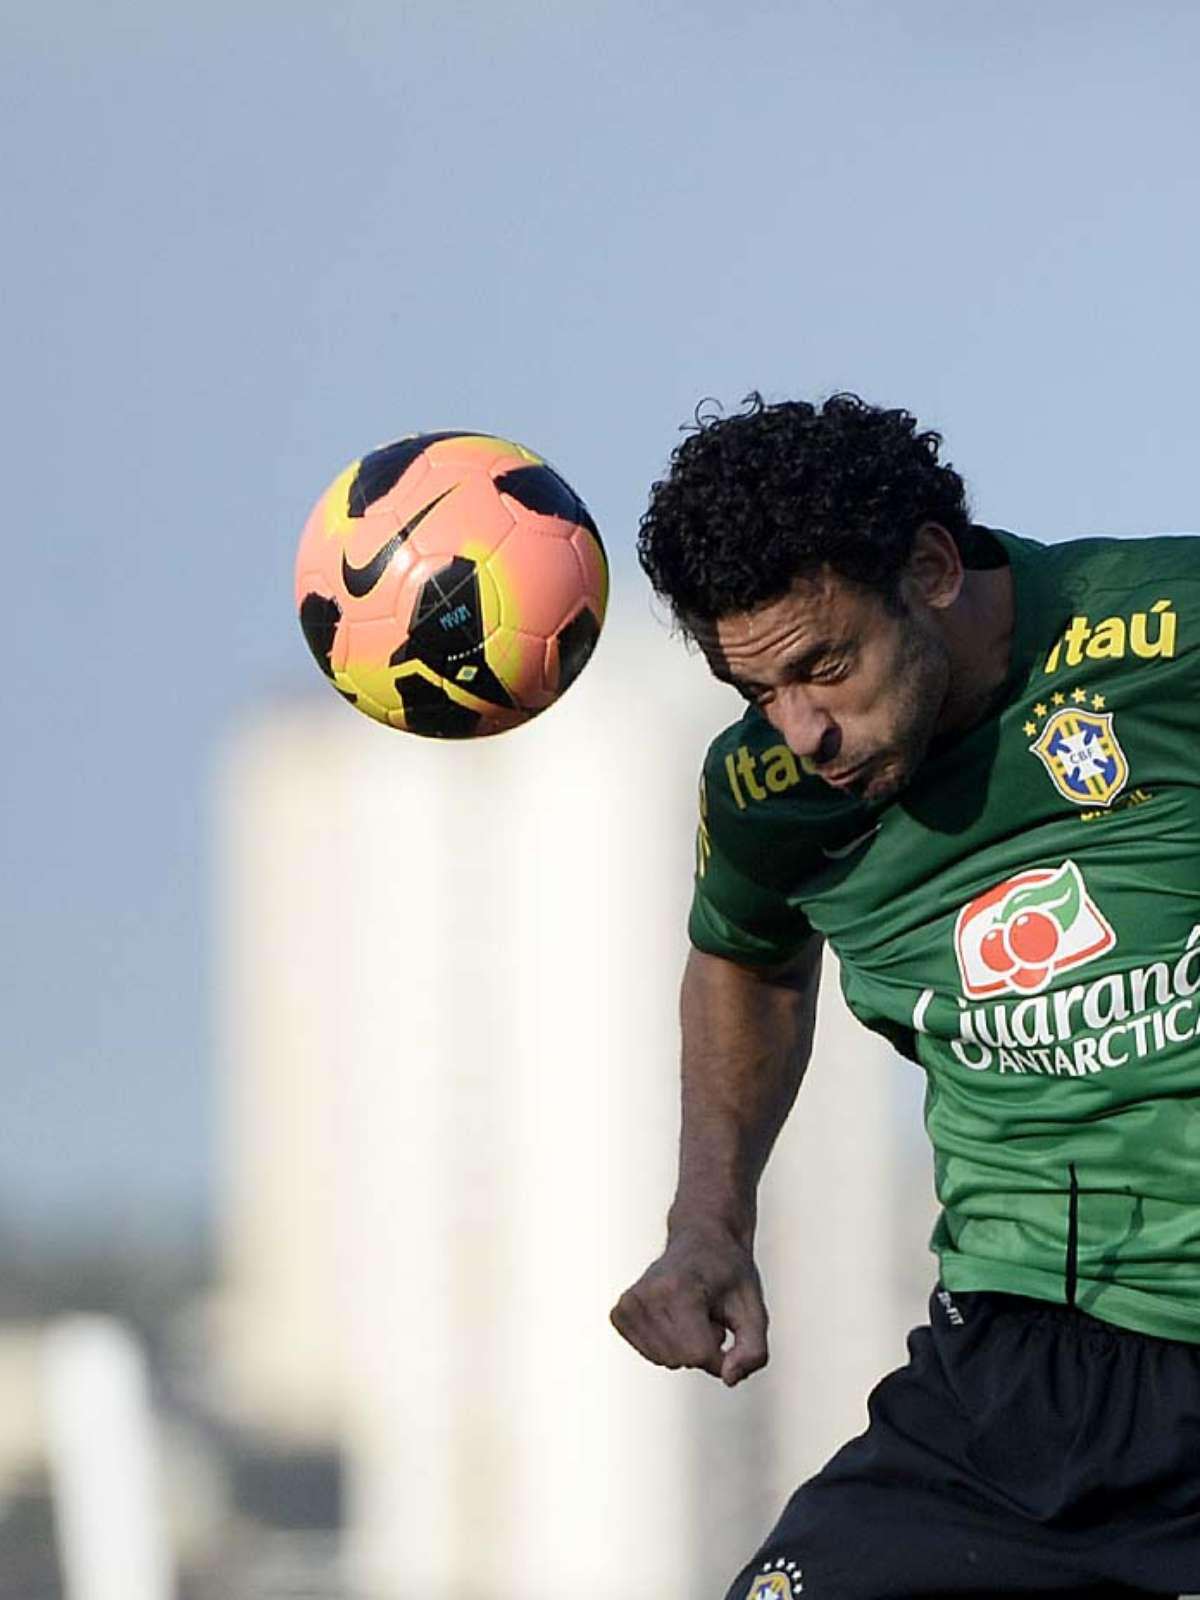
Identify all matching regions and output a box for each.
[691,529,1200,1342]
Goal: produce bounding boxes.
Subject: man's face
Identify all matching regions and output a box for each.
[695,568,951,807]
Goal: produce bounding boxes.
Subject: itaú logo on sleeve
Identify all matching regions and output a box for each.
[955,861,1116,998]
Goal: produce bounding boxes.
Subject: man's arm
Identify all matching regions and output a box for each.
[610,933,823,1386]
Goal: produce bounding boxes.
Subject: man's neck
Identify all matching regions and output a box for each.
[938,562,1016,737]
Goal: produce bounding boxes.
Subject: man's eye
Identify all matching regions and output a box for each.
[810,658,850,683]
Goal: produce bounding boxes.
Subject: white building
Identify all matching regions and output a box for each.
[212,617,935,1600]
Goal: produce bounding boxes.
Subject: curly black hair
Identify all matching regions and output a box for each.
[637,392,971,630]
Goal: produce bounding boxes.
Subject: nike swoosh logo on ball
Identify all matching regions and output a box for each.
[342,485,456,598]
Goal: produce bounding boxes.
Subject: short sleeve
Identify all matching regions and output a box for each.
[687,769,814,965]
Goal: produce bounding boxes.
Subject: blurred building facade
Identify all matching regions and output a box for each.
[212,618,937,1600]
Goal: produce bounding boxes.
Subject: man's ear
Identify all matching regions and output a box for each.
[905,522,964,612]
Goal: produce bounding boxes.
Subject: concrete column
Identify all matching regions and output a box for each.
[214,707,348,1444]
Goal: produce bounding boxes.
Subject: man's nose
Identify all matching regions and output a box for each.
[773,686,835,760]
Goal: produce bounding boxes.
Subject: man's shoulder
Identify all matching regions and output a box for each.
[1015,528,1200,593]
[1009,529,1200,675]
[696,711,853,921]
[703,708,797,777]
[704,710,812,808]
[701,710,858,834]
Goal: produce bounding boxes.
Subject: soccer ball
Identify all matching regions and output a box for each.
[294,431,608,738]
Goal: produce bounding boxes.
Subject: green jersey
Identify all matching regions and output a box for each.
[690,529,1200,1343]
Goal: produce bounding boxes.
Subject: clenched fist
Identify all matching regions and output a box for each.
[610,1223,769,1387]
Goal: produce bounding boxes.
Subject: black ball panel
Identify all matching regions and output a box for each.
[554,607,600,693]
[347,432,477,517]
[390,557,515,710]
[299,592,342,679]
[395,671,483,739]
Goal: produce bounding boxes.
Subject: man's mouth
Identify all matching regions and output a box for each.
[821,762,867,790]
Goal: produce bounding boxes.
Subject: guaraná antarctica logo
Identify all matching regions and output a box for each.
[746,1558,804,1598]
[917,865,1200,1078]
[955,860,1116,998]
[1025,691,1129,809]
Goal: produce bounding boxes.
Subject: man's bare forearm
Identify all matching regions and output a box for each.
[610,936,823,1383]
[669,937,824,1249]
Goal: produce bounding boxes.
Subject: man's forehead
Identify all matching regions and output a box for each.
[691,570,845,654]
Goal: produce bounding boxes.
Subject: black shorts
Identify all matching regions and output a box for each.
[723,1287,1200,1600]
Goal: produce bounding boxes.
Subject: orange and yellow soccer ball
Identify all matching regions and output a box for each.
[294,431,608,738]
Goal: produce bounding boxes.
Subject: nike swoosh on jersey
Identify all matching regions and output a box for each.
[821,824,880,859]
[341,485,456,598]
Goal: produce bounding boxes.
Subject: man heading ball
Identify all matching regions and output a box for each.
[611,393,1200,1600]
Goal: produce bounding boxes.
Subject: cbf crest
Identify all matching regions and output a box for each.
[746,1558,803,1598]
[1029,703,1129,808]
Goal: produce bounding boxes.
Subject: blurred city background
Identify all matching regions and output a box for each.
[4,2,1200,1595]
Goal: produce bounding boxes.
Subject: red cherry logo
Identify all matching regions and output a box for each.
[1006,910,1060,966]
[980,928,1015,973]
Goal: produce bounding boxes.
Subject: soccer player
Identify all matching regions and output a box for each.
[610,394,1199,1600]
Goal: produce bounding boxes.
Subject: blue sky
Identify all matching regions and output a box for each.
[3,0,1200,1244]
